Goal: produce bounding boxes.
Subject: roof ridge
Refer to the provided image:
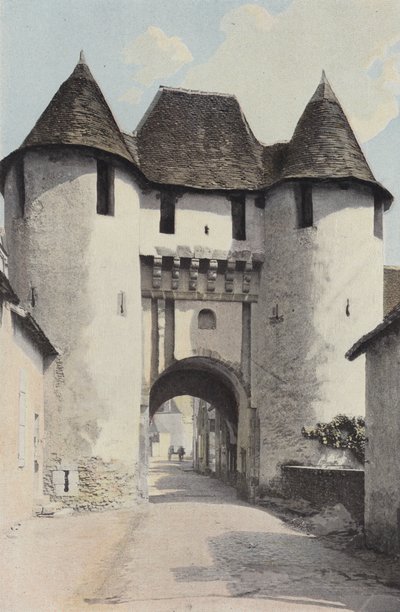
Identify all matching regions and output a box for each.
[309,71,340,104]
[159,85,237,98]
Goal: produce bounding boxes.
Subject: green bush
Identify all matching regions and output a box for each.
[302,414,365,463]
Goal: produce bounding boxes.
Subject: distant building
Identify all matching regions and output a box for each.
[150,398,193,458]
[0,270,57,527]
[0,54,392,508]
[347,305,400,555]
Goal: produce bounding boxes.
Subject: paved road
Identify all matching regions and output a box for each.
[2,459,400,611]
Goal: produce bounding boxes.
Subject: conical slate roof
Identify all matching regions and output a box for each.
[282,72,376,184]
[21,52,132,163]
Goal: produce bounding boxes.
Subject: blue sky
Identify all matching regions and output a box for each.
[1,0,399,262]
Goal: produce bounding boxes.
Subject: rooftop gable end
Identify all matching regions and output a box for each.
[346,303,400,361]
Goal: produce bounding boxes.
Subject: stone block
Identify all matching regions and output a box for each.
[52,470,65,485]
[54,484,66,496]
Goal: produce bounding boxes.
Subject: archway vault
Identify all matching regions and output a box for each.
[149,357,249,427]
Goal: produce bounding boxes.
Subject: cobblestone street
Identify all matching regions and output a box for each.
[2,459,400,611]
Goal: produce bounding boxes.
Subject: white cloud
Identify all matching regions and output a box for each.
[182,1,400,143]
[119,86,143,106]
[123,26,193,86]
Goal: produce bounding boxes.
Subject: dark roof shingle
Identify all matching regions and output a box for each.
[384,266,400,316]
[282,73,376,185]
[21,54,132,163]
[0,269,19,304]
[135,87,265,190]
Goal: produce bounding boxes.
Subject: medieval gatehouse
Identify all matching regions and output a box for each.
[0,53,392,512]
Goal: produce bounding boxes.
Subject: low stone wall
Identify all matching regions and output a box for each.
[281,465,364,524]
[44,454,139,511]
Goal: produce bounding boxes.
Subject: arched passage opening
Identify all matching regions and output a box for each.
[149,357,249,487]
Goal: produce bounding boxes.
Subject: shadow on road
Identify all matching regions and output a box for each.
[172,530,400,611]
[148,460,400,612]
[149,461,241,505]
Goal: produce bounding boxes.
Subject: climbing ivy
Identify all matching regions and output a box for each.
[302,414,366,463]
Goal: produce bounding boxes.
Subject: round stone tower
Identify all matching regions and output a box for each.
[2,53,144,508]
[252,73,393,488]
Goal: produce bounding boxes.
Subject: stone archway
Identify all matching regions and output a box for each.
[149,356,248,425]
[149,357,250,491]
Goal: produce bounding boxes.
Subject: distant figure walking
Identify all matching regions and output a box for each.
[168,445,174,461]
[177,446,185,462]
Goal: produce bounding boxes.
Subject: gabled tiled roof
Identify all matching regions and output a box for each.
[282,72,376,185]
[0,269,18,304]
[0,270,57,356]
[21,52,132,163]
[135,87,265,190]
[384,266,400,316]
[346,303,400,361]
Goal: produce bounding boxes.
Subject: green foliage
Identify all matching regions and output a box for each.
[302,414,365,463]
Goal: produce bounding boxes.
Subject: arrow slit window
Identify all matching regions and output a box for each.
[159,193,175,234]
[231,196,246,240]
[97,160,115,216]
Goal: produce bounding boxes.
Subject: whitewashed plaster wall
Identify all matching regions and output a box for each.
[252,181,383,486]
[364,331,400,555]
[310,183,382,420]
[140,191,264,260]
[4,149,143,505]
[0,304,45,526]
[174,300,242,365]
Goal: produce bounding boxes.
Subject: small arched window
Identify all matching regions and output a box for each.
[198,309,216,330]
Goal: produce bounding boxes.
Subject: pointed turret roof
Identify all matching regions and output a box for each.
[21,53,132,162]
[309,70,339,104]
[281,72,376,186]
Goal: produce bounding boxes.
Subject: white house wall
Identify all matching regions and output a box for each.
[0,304,45,527]
[365,333,400,555]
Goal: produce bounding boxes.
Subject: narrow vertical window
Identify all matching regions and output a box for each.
[18,370,26,468]
[34,413,40,449]
[97,159,115,216]
[231,195,246,240]
[117,291,126,316]
[374,194,383,239]
[15,157,26,218]
[159,193,175,234]
[30,287,37,307]
[299,183,313,228]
